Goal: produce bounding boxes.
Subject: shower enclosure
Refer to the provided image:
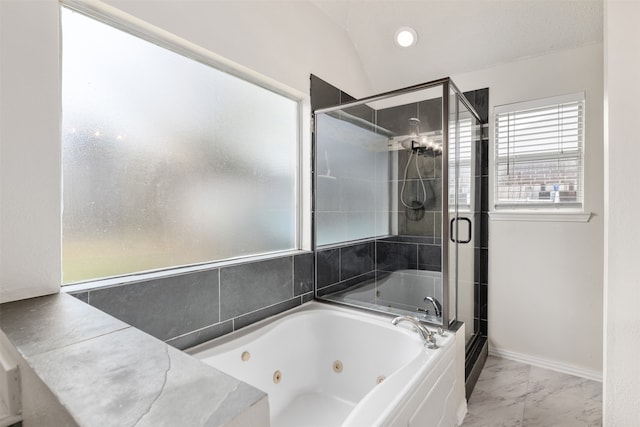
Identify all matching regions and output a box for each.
[313,77,481,343]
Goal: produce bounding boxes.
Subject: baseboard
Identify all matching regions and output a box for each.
[456,401,468,427]
[489,347,602,382]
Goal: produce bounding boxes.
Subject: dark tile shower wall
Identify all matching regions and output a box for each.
[376,236,441,272]
[316,241,376,297]
[377,103,443,240]
[69,252,314,350]
[315,236,442,298]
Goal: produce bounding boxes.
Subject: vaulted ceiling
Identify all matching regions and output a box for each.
[311,0,603,93]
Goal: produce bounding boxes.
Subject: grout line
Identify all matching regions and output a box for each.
[230,295,301,325]
[165,319,232,343]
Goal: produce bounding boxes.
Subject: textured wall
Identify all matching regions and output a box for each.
[604,1,640,423]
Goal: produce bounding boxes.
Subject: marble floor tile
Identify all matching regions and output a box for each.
[463,356,529,426]
[461,356,602,427]
[464,389,525,427]
[522,366,602,427]
[474,356,531,400]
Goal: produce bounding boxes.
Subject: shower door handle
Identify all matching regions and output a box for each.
[450,217,472,244]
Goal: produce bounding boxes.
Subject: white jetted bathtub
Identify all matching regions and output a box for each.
[188,302,461,427]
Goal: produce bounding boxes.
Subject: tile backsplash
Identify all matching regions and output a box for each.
[69,252,314,350]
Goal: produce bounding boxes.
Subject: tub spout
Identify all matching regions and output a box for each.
[424,297,442,318]
[391,316,437,349]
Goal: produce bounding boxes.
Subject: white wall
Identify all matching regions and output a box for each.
[452,44,604,378]
[0,0,372,303]
[0,0,61,303]
[604,1,640,424]
[102,0,373,98]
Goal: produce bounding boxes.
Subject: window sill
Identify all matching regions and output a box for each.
[62,249,312,293]
[489,211,592,223]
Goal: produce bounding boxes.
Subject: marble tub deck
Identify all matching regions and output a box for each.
[462,356,602,427]
[0,293,268,426]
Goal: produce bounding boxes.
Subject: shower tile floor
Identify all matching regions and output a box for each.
[461,356,602,427]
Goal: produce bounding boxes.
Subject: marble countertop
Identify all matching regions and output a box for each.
[0,292,268,426]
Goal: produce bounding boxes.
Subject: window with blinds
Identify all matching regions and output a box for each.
[494,92,584,209]
[449,117,474,210]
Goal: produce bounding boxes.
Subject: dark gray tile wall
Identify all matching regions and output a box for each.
[379,104,443,238]
[89,269,220,341]
[315,236,441,298]
[220,257,292,320]
[69,252,314,350]
[316,242,376,293]
[340,242,374,281]
[376,238,418,271]
[294,253,314,296]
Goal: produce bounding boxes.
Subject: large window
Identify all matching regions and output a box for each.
[494,93,584,209]
[61,7,300,284]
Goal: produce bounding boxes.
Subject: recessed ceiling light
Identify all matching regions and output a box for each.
[395,27,418,47]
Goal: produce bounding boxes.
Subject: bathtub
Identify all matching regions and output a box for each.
[323,269,443,323]
[188,302,460,427]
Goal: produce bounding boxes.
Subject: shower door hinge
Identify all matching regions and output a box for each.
[310,115,315,133]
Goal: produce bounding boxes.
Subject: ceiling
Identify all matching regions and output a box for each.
[311,0,603,93]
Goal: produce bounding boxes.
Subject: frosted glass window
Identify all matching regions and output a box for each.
[61,8,299,284]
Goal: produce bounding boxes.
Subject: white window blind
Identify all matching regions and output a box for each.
[449,117,474,210]
[494,92,584,209]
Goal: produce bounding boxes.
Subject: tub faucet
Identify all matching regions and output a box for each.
[391,315,438,349]
[424,297,442,318]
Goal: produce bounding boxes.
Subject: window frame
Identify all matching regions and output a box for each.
[492,92,587,217]
[60,1,312,287]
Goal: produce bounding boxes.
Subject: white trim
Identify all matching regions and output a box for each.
[495,91,585,115]
[488,347,602,382]
[456,401,468,426]
[62,250,311,293]
[489,211,592,222]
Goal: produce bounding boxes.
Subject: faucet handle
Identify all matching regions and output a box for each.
[437,327,447,337]
[425,334,438,349]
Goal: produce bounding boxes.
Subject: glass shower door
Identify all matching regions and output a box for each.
[448,86,480,342]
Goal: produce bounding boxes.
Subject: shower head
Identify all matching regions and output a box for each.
[400,138,426,151]
[400,118,427,152]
